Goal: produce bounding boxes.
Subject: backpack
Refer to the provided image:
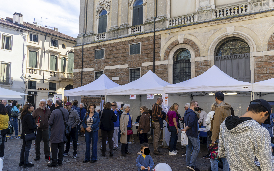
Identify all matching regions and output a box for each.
[11,108,19,117]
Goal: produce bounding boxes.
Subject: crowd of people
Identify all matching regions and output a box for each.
[0,91,273,170]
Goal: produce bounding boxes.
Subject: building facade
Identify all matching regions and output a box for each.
[75,0,274,105]
[0,13,76,106]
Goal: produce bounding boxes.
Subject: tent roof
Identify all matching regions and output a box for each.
[107,70,170,95]
[64,74,120,96]
[165,65,252,93]
[0,87,26,99]
[253,78,274,92]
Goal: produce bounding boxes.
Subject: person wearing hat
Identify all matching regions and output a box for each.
[219,99,273,170]
[210,91,231,171]
[63,102,80,158]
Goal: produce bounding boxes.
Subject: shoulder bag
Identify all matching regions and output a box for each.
[23,115,36,141]
[59,109,70,142]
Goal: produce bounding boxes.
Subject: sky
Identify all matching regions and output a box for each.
[0,0,80,38]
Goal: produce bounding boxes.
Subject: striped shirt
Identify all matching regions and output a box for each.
[152,103,162,122]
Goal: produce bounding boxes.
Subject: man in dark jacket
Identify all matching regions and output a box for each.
[182,101,200,171]
[63,102,80,158]
[47,99,55,113]
[100,102,117,157]
[48,100,69,167]
[152,97,163,155]
[32,99,51,161]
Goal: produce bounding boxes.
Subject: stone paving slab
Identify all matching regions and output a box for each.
[2,136,215,171]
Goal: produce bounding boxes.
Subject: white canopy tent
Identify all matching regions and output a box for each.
[253,78,274,92]
[165,65,252,93]
[64,74,120,96]
[0,87,26,100]
[107,70,171,95]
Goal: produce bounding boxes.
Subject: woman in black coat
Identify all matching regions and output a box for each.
[19,104,37,168]
[100,102,117,157]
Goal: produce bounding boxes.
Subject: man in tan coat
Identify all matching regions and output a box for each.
[210,92,231,171]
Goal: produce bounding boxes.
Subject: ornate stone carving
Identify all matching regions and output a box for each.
[129,0,147,7]
[198,0,212,11]
[96,0,110,18]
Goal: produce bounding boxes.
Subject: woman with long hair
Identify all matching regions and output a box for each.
[19,104,37,168]
[82,104,100,163]
[137,106,150,154]
[167,103,179,155]
[10,100,19,139]
[0,103,8,160]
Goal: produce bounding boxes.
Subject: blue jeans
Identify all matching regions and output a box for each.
[210,158,229,171]
[169,126,178,152]
[10,117,18,137]
[186,136,200,167]
[20,139,32,164]
[85,131,98,161]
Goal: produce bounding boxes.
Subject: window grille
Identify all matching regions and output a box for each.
[95,71,103,80]
[95,49,105,59]
[173,48,191,84]
[130,68,140,82]
[130,43,141,55]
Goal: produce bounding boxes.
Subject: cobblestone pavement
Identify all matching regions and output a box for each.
[2,135,217,171]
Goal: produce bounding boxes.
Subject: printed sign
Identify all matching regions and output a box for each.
[130,95,136,99]
[147,94,154,99]
[162,94,168,106]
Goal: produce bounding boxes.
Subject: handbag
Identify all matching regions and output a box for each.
[181,130,188,146]
[127,130,133,135]
[24,133,36,141]
[7,124,13,135]
[209,143,219,159]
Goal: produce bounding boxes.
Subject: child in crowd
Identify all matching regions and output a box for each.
[136,144,154,171]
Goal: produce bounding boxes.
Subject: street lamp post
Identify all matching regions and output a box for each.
[153,0,158,73]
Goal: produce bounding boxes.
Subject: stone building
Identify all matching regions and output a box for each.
[0,13,76,106]
[75,0,274,107]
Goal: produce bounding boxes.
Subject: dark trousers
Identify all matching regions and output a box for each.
[85,131,98,161]
[0,130,6,157]
[101,130,114,154]
[51,142,64,165]
[125,134,130,153]
[65,127,77,154]
[35,129,50,158]
[20,139,32,164]
[139,133,148,144]
[207,131,212,149]
[169,126,178,152]
[121,143,126,155]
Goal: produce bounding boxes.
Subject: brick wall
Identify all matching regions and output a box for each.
[268,34,274,51]
[255,56,274,82]
[164,39,200,60]
[74,35,162,88]
[195,60,211,77]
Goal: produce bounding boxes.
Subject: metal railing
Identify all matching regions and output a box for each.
[130,25,143,34]
[95,33,106,41]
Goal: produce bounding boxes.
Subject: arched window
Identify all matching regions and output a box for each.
[215,37,250,82]
[98,10,107,33]
[173,48,191,84]
[133,0,143,26]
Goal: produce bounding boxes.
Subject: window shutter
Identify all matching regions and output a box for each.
[101,49,104,58]
[50,55,54,70]
[30,34,33,41]
[136,43,140,54]
[68,53,74,73]
[98,17,103,33]
[10,36,13,50]
[56,40,58,47]
[133,7,138,26]
[55,56,58,71]
[29,51,36,68]
[138,6,143,25]
[61,58,64,72]
[102,15,107,33]
[130,44,133,55]
[64,58,66,72]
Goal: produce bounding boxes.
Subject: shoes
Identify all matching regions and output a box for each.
[83,160,90,163]
[169,151,177,155]
[63,152,68,157]
[121,154,126,157]
[153,151,160,155]
[137,151,142,155]
[34,157,40,161]
[102,153,106,157]
[110,153,113,157]
[47,163,58,167]
[16,136,20,139]
[45,156,50,160]
[90,160,97,163]
[187,166,200,171]
[57,162,62,166]
[73,154,77,158]
[23,163,34,168]
[113,147,118,150]
[19,162,24,166]
[203,153,210,159]
[126,152,131,155]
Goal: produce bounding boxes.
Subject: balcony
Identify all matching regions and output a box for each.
[28,68,38,74]
[168,1,270,27]
[0,76,10,85]
[95,33,106,41]
[129,25,143,34]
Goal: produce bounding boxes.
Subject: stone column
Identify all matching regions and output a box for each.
[146,0,154,22]
[110,0,119,29]
[79,0,85,34]
[86,0,94,34]
[157,0,166,17]
[121,0,129,26]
